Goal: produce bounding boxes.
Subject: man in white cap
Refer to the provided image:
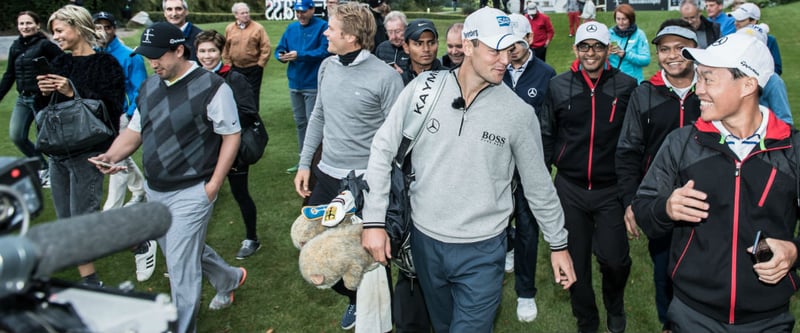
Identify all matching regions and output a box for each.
[361,7,576,332]
[540,21,637,333]
[633,33,799,332]
[523,1,554,62]
[616,19,702,332]
[502,12,558,324]
[731,2,782,75]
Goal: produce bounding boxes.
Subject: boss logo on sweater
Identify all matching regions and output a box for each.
[481,131,506,147]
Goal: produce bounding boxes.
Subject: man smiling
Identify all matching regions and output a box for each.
[540,21,637,333]
[633,33,800,332]
[616,19,702,332]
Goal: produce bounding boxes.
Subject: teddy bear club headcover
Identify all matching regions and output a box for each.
[291,191,379,290]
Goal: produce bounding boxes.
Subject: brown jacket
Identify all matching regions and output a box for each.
[223,21,271,68]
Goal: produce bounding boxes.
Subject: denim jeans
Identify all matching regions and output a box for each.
[9,95,45,167]
[289,89,317,155]
[49,151,104,219]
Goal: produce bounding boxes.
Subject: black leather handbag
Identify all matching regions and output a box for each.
[35,80,114,156]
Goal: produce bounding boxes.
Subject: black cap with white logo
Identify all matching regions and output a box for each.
[131,22,187,59]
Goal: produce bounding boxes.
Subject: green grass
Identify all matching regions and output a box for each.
[2,5,800,332]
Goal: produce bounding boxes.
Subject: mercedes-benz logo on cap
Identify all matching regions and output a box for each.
[426,118,440,133]
[586,24,597,32]
[711,36,728,46]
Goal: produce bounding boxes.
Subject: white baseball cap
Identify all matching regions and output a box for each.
[731,3,760,21]
[526,2,539,14]
[508,13,532,40]
[682,33,774,87]
[463,7,525,50]
[574,21,610,45]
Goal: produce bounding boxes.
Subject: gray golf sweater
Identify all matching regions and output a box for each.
[363,70,568,247]
[299,50,404,174]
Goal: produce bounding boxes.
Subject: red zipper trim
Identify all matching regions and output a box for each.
[579,69,602,190]
[730,160,742,324]
[556,143,567,164]
[609,98,617,122]
[758,167,777,207]
[672,228,695,278]
[728,146,790,323]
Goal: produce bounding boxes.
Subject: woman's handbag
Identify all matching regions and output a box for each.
[35,80,115,156]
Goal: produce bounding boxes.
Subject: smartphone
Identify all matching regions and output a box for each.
[752,230,774,263]
[88,158,127,170]
[32,56,52,75]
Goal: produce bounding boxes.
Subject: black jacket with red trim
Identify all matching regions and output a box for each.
[616,70,701,207]
[632,112,800,325]
[541,59,638,189]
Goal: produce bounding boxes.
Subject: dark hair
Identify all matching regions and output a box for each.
[729,68,763,96]
[18,11,41,25]
[706,0,724,5]
[614,4,636,25]
[195,29,225,51]
[658,18,693,31]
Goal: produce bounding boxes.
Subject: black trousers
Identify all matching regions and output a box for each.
[308,166,357,304]
[669,297,794,333]
[554,175,631,333]
[231,65,264,111]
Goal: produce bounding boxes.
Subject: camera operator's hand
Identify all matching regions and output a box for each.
[88,155,127,174]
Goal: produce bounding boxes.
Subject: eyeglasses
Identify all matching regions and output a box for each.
[576,42,608,52]
[387,29,405,36]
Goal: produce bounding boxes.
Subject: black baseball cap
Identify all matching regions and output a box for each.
[131,22,186,59]
[405,19,438,41]
[92,11,117,27]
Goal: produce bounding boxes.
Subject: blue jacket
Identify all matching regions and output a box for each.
[760,73,792,125]
[608,27,650,84]
[502,52,556,114]
[767,34,782,75]
[275,17,329,90]
[102,36,146,117]
[709,13,736,36]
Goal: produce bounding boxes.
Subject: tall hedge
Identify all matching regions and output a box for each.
[0,0,263,31]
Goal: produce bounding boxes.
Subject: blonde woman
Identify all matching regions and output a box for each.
[36,4,124,287]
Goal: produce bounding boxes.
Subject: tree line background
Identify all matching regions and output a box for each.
[0,0,462,32]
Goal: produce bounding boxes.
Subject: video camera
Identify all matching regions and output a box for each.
[0,157,177,333]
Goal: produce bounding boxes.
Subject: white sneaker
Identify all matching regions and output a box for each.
[516,297,538,322]
[505,249,515,273]
[38,169,50,189]
[124,194,146,207]
[134,240,157,282]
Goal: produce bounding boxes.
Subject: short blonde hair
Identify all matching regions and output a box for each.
[48,5,100,48]
[331,2,376,51]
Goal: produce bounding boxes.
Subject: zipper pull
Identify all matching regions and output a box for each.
[735,161,741,177]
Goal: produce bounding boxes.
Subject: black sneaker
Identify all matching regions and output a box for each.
[607,312,626,333]
[236,239,261,260]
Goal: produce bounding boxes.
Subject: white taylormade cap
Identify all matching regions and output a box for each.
[731,3,760,21]
[682,33,774,87]
[463,7,525,50]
